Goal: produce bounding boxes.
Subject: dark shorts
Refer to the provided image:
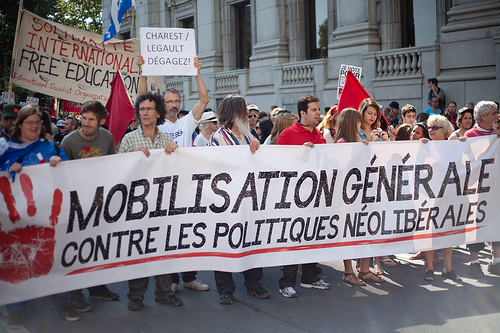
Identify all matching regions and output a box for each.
[467,242,500,252]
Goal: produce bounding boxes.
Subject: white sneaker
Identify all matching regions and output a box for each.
[172,283,178,293]
[279,287,298,298]
[300,279,330,290]
[183,279,209,291]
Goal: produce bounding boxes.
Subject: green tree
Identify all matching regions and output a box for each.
[318,18,328,59]
[53,0,102,34]
[0,0,101,97]
[0,0,58,91]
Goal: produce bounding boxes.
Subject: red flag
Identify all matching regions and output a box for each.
[337,71,371,113]
[105,71,135,145]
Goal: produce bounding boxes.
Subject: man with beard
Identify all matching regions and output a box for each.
[54,116,78,145]
[119,92,181,311]
[60,101,119,311]
[209,94,269,305]
[136,56,210,290]
[137,56,209,147]
[276,95,330,298]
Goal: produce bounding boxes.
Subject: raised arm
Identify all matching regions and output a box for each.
[190,56,210,121]
[136,55,148,95]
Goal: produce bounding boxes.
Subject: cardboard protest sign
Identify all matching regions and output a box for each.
[1,137,499,305]
[12,10,140,104]
[337,64,362,100]
[2,92,15,104]
[26,96,39,104]
[139,27,197,76]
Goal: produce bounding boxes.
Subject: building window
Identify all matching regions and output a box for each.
[401,0,415,47]
[305,0,328,60]
[180,16,194,29]
[234,2,251,69]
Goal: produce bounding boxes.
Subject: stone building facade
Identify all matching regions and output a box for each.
[102,0,500,113]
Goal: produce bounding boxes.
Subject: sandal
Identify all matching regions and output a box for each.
[425,270,434,281]
[342,273,366,286]
[433,259,442,265]
[442,269,461,282]
[409,252,425,260]
[358,271,385,283]
[381,259,397,267]
[373,262,385,275]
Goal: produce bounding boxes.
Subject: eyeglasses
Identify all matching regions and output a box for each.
[165,100,181,106]
[427,125,442,131]
[24,120,42,127]
[248,114,258,118]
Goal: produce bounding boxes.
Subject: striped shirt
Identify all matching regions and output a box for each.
[209,127,253,146]
[119,125,174,153]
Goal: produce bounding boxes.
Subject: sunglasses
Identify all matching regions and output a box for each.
[427,125,442,131]
[248,114,259,118]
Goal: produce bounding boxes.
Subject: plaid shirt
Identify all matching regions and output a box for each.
[119,126,174,153]
[209,127,253,146]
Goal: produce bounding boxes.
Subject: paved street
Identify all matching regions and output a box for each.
[1,246,499,333]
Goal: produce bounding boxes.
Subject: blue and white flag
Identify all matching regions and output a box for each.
[103,0,135,43]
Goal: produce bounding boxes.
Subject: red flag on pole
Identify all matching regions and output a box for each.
[337,71,391,125]
[105,71,135,145]
[337,71,372,113]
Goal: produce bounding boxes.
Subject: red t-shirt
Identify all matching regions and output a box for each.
[464,124,495,138]
[276,121,327,145]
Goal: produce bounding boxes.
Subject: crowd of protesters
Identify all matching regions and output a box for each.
[1,65,499,329]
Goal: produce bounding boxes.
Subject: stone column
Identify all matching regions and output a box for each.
[248,0,289,90]
[196,0,223,73]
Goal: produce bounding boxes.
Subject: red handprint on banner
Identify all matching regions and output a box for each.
[0,174,62,284]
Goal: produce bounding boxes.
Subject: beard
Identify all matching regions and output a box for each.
[233,115,251,137]
[167,107,179,118]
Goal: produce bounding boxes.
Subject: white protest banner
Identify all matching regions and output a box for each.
[12,10,140,104]
[139,27,197,76]
[1,137,499,305]
[337,64,362,100]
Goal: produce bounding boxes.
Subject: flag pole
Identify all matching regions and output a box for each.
[135,7,140,53]
[8,0,24,103]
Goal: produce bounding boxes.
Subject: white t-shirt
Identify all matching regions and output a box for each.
[193,133,209,147]
[157,112,199,147]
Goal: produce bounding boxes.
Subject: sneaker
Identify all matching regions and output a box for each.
[71,293,93,312]
[128,299,144,311]
[247,286,270,299]
[89,287,120,301]
[488,262,500,276]
[58,303,81,322]
[442,269,462,281]
[300,279,330,290]
[155,295,183,307]
[219,292,234,305]
[7,310,22,329]
[183,279,209,291]
[172,283,178,293]
[469,262,485,278]
[279,287,298,298]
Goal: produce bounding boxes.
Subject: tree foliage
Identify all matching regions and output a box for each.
[318,18,328,59]
[53,0,102,34]
[0,0,102,96]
